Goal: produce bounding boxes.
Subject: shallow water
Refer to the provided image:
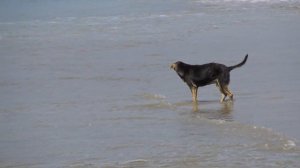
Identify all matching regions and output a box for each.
[1,0,300,167]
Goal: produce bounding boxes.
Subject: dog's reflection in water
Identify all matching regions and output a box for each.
[192,100,233,121]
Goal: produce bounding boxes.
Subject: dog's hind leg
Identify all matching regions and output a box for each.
[216,80,227,103]
[224,85,233,101]
[220,94,226,103]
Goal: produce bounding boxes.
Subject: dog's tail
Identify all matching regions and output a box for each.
[228,54,248,71]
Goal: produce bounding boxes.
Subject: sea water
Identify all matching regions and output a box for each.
[1,0,300,167]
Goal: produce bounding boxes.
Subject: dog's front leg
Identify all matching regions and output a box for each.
[191,87,198,102]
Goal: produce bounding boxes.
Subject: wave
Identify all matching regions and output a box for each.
[196,0,300,3]
[0,13,186,26]
[207,119,298,151]
[126,93,299,151]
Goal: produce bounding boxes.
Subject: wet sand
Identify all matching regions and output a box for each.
[1,0,300,167]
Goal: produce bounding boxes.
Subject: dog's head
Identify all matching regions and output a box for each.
[170,61,183,71]
[170,61,185,77]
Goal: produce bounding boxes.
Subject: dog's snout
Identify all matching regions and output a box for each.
[170,63,176,70]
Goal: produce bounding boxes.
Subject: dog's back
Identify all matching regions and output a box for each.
[187,63,224,86]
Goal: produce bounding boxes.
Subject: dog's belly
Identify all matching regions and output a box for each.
[194,78,217,87]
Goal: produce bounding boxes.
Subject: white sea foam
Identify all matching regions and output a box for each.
[203,119,298,151]
[141,93,166,100]
[283,140,296,150]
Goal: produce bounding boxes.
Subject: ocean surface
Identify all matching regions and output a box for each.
[1,0,300,167]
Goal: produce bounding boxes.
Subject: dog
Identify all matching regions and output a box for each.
[170,54,248,103]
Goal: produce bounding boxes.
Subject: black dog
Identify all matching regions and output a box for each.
[170,54,248,102]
